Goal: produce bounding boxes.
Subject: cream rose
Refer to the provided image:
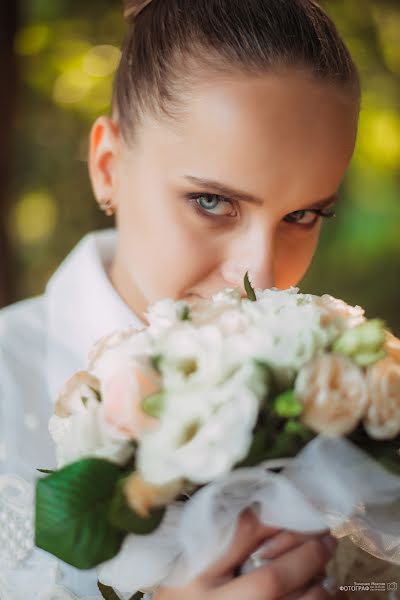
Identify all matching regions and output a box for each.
[295,353,368,436]
[363,357,400,440]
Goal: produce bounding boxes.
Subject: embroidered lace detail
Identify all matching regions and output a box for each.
[36,587,100,600]
[0,474,35,568]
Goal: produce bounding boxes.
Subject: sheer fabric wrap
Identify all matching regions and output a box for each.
[99,436,400,596]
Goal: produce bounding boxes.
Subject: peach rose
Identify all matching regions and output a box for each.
[101,359,161,440]
[363,357,400,440]
[316,295,365,330]
[385,331,400,363]
[123,472,183,517]
[295,353,368,436]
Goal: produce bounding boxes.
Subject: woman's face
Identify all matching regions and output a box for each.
[89,70,358,319]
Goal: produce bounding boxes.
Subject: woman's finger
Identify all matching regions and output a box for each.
[218,536,336,600]
[199,508,281,583]
[249,530,330,563]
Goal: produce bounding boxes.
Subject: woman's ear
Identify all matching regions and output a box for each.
[88,116,121,212]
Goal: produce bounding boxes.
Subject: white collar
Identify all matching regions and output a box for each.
[45,229,144,400]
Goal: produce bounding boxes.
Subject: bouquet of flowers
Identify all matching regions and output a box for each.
[35,275,400,598]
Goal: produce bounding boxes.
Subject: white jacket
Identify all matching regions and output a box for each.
[1,230,398,599]
[0,230,143,599]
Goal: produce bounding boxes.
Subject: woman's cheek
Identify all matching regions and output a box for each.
[274,225,322,288]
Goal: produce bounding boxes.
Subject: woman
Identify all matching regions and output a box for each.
[1,1,397,598]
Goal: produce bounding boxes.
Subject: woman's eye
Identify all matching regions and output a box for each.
[187,193,237,218]
[283,208,336,227]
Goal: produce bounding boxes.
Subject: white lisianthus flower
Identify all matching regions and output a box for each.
[184,288,244,333]
[246,303,337,387]
[212,287,242,304]
[155,322,236,390]
[49,372,134,468]
[145,298,191,335]
[138,362,269,485]
[255,286,300,302]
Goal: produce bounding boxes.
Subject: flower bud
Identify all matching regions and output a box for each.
[332,319,386,367]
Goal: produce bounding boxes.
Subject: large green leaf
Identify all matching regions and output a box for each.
[36,458,124,569]
[109,477,166,535]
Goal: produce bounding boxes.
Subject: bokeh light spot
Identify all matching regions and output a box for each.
[15,24,50,56]
[83,45,121,77]
[53,70,93,105]
[11,191,58,244]
[355,109,400,170]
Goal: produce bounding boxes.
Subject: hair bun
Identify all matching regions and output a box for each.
[123,0,154,21]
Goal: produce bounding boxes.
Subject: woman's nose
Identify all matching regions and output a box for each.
[220,248,276,292]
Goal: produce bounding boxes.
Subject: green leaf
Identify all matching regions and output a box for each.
[81,396,89,408]
[244,271,256,301]
[237,428,271,468]
[142,392,165,418]
[151,354,163,374]
[89,386,102,402]
[332,319,386,366]
[274,390,303,418]
[109,477,166,535]
[283,419,311,438]
[180,304,191,321]
[36,459,124,570]
[98,581,143,600]
[98,581,121,600]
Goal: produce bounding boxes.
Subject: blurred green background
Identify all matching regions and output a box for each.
[1,0,399,333]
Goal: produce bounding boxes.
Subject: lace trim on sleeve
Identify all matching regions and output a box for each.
[0,474,35,567]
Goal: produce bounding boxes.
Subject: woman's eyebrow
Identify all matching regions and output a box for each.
[182,175,339,209]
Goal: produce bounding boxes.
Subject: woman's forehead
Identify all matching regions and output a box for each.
[131,71,358,203]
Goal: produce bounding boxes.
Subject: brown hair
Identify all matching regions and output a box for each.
[113,0,360,145]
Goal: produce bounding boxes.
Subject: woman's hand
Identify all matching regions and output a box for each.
[153,509,338,599]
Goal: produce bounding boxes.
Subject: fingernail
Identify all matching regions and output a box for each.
[321,535,337,555]
[252,537,281,559]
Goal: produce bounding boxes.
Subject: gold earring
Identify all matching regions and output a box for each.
[98,198,115,217]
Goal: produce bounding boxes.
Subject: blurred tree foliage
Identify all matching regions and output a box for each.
[5,0,400,333]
